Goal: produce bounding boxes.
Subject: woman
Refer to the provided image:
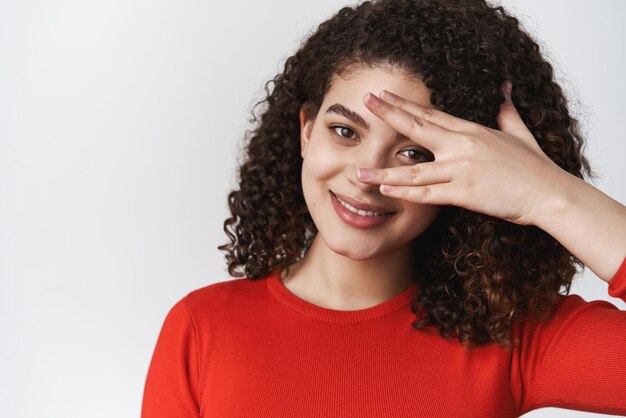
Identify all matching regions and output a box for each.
[142,0,626,416]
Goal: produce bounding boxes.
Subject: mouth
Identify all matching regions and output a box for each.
[330,190,396,215]
[330,190,395,229]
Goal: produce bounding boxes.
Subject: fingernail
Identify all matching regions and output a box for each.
[379,89,397,103]
[357,168,374,180]
[504,81,512,94]
[365,92,383,107]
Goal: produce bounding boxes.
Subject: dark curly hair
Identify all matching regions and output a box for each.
[217,0,596,350]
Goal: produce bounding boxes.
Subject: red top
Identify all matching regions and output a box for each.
[142,256,626,417]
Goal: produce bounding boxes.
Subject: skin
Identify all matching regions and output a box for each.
[358,79,626,284]
[281,65,441,310]
[281,63,626,311]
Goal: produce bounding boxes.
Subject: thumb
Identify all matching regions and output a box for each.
[496,80,532,137]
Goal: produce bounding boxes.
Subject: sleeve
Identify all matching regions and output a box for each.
[510,255,626,416]
[141,296,201,418]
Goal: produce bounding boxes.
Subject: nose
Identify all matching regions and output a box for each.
[346,146,388,194]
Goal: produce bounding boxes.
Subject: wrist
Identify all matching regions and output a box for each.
[529,166,578,230]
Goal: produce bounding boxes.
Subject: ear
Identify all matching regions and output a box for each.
[299,103,316,159]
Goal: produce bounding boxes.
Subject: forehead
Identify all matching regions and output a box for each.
[324,64,432,108]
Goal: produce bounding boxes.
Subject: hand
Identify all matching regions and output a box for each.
[358,81,568,226]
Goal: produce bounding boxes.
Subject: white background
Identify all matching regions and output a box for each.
[1,0,625,417]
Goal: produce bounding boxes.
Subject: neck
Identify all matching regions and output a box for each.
[280,234,415,311]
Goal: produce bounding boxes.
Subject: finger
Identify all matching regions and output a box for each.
[496,81,526,134]
[357,161,454,186]
[378,89,473,132]
[364,92,454,154]
[496,81,540,151]
[379,181,456,206]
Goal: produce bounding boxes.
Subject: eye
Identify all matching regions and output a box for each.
[330,125,432,162]
[330,125,358,141]
[399,148,431,162]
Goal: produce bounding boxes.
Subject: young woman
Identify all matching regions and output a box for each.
[142,0,626,416]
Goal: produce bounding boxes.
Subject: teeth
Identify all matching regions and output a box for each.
[336,195,389,216]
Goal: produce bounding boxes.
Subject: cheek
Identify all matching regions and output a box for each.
[301,138,346,215]
[302,137,345,182]
[401,203,442,234]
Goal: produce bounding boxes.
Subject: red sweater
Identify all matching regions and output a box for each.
[142,256,626,417]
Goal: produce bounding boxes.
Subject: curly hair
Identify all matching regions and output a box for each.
[217,0,596,350]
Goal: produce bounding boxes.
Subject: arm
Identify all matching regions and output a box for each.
[510,256,626,415]
[141,297,201,418]
[530,170,626,283]
[358,84,626,283]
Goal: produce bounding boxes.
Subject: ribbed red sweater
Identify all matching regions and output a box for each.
[141,256,626,417]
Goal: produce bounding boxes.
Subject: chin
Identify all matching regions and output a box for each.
[325,236,385,261]
[339,248,376,261]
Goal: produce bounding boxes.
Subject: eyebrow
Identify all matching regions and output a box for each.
[325,103,370,131]
[324,102,413,143]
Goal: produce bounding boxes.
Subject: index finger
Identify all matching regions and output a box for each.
[379,89,474,132]
[363,92,453,154]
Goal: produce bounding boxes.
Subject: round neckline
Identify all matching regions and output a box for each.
[266,269,418,323]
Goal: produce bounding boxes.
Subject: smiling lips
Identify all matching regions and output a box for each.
[331,191,396,214]
[330,190,396,229]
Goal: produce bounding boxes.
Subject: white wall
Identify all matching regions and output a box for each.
[1,0,624,417]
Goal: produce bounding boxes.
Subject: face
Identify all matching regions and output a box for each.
[299,65,442,260]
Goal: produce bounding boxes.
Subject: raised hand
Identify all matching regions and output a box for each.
[357,82,567,226]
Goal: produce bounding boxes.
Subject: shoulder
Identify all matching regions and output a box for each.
[551,292,620,317]
[513,292,623,344]
[185,275,269,307]
[542,292,620,324]
[180,274,272,325]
